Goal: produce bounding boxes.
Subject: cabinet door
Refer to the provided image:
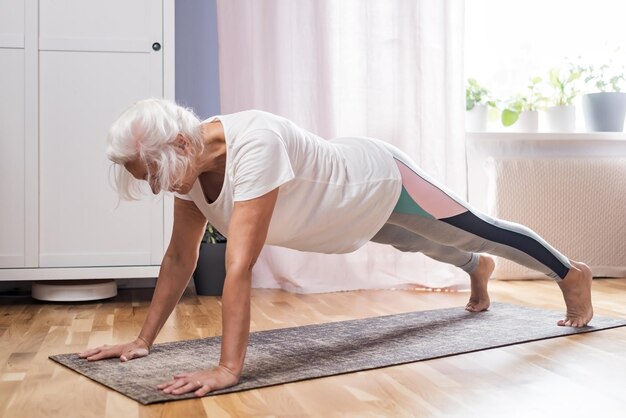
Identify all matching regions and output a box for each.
[38,0,164,268]
[39,0,161,53]
[39,50,164,268]
[0,49,26,268]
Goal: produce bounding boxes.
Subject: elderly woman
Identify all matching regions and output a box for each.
[80,98,593,397]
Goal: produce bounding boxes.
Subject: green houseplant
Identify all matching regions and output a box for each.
[466,78,495,131]
[548,66,581,106]
[545,65,582,132]
[192,224,227,296]
[501,76,549,131]
[583,63,626,93]
[581,63,626,131]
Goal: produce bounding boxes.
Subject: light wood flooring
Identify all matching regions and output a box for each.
[1,278,625,418]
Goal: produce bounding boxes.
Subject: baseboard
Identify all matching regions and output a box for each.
[0,277,157,296]
[116,278,157,289]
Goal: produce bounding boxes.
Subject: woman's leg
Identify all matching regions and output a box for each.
[371,223,495,311]
[371,223,480,273]
[390,156,572,279]
[381,148,593,326]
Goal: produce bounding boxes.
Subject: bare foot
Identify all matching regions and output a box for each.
[557,260,593,327]
[466,255,495,312]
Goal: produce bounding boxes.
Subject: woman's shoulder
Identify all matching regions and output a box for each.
[224,110,296,140]
[222,109,283,120]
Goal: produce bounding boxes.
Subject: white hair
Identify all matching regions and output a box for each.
[106,98,204,200]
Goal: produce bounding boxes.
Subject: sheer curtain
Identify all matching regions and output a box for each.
[215,0,468,291]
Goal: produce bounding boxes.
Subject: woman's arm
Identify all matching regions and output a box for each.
[79,197,207,361]
[219,188,279,375]
[137,197,208,346]
[158,188,279,396]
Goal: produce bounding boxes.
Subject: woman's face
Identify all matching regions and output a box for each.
[123,158,196,195]
[124,158,158,194]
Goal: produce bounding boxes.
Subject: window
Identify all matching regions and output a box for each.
[465,0,626,131]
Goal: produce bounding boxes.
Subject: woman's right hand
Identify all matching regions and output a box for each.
[78,338,150,362]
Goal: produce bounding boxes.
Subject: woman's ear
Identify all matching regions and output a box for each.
[174,133,192,155]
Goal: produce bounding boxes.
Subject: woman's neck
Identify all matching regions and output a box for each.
[197,122,227,175]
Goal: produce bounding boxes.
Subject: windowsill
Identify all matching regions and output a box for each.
[466,131,626,141]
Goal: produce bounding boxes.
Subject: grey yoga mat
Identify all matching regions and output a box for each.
[50,302,626,404]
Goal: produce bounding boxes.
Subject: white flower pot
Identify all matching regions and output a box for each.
[466,104,488,132]
[545,105,576,132]
[582,92,626,132]
[511,110,539,132]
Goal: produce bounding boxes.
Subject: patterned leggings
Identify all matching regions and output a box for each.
[370,143,571,280]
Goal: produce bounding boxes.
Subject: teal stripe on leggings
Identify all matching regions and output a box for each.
[393,186,434,219]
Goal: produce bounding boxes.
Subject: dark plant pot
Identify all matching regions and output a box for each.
[582,92,626,132]
[192,242,226,296]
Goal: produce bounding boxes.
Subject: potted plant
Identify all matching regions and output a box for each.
[501,76,549,132]
[581,63,626,132]
[192,224,227,296]
[465,78,496,132]
[545,64,581,132]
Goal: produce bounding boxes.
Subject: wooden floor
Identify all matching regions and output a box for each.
[1,278,625,418]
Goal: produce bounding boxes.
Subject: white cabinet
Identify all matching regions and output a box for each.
[0,0,175,280]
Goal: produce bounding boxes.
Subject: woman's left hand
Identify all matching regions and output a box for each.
[156,365,240,396]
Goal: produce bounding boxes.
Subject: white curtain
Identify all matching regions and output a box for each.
[215,0,468,291]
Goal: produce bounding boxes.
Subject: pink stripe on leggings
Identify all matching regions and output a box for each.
[395,160,467,219]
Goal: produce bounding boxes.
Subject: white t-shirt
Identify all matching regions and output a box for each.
[177,110,402,254]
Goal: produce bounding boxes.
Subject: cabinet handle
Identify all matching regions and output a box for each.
[152,42,162,51]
